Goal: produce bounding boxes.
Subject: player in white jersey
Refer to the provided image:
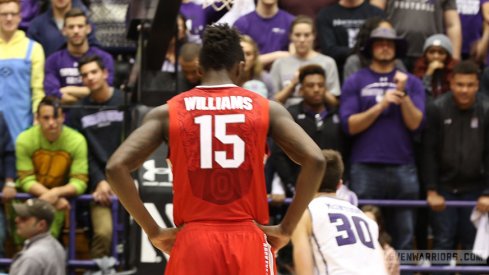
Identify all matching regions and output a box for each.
[291,150,388,275]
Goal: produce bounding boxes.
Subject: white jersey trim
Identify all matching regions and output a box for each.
[196,84,238,89]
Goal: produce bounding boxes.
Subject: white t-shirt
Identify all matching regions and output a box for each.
[308,196,388,275]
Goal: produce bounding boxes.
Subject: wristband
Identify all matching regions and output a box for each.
[5,182,16,188]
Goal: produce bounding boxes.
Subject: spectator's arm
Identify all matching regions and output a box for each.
[471,2,489,64]
[347,101,386,135]
[444,9,462,60]
[399,93,423,130]
[258,51,290,68]
[16,134,38,192]
[394,71,424,131]
[59,86,90,103]
[274,77,298,104]
[291,210,314,275]
[325,57,342,97]
[31,42,45,114]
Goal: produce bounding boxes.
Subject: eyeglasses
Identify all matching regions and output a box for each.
[0,12,20,18]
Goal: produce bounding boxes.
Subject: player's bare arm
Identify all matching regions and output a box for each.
[291,210,314,275]
[258,101,326,250]
[106,105,178,254]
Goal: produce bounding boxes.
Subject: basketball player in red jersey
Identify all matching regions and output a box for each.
[106,24,326,275]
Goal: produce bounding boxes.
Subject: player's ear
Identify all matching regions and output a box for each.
[232,61,246,86]
[336,179,343,190]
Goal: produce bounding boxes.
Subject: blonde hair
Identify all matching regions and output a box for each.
[240,35,263,80]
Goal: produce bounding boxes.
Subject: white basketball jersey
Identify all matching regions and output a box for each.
[308,196,387,275]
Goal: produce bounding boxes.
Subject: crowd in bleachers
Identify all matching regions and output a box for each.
[1,0,489,274]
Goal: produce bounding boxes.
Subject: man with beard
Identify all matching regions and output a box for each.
[44,8,114,105]
[339,26,425,253]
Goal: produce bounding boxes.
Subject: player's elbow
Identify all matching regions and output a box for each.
[105,157,126,180]
[307,149,327,172]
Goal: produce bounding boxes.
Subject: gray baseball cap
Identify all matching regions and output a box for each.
[13,199,55,226]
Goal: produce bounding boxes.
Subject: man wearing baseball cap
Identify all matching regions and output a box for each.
[340,25,425,253]
[9,198,66,275]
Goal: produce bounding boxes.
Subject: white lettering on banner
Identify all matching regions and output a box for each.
[81,110,124,129]
[184,96,253,111]
[141,203,174,262]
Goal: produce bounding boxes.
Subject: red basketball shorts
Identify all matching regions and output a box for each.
[164,221,276,275]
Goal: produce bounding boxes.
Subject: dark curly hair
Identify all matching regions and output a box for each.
[200,24,244,71]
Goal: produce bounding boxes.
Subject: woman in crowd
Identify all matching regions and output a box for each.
[270,15,340,107]
[413,34,456,99]
[240,35,274,98]
[162,14,188,72]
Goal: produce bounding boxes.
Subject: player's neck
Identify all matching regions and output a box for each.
[68,41,89,57]
[201,70,236,86]
[256,2,278,18]
[316,192,336,198]
[0,30,15,43]
[339,0,364,8]
[90,86,113,103]
[369,60,395,74]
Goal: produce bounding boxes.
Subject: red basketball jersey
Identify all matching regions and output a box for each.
[167,85,270,226]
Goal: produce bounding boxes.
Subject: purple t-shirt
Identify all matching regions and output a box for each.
[44,47,115,98]
[339,68,425,165]
[457,0,489,55]
[233,10,294,54]
[180,2,206,39]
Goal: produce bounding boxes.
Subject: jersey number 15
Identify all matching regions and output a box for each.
[195,114,245,169]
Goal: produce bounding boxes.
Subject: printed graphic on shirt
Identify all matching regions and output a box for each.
[360,77,397,103]
[392,0,435,12]
[332,19,364,48]
[457,0,480,15]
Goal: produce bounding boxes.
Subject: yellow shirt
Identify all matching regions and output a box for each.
[0,30,45,113]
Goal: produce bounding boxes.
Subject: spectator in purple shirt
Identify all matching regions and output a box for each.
[233,0,294,67]
[457,0,489,64]
[44,8,114,105]
[339,26,425,252]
